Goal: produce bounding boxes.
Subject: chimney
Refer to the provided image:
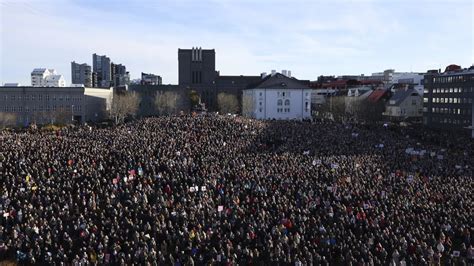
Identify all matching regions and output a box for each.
[282,70,287,77]
[261,72,267,79]
[271,70,276,76]
[288,71,292,78]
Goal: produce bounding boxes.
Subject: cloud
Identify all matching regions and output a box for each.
[1,0,472,85]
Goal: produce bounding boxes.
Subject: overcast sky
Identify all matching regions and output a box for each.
[1,0,473,85]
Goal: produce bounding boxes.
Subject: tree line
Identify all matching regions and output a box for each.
[0,90,244,128]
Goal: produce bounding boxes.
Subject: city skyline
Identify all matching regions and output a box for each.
[1,0,473,85]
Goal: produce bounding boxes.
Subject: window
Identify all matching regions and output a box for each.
[259,102,262,106]
[284,99,290,106]
[277,99,283,106]
[259,108,262,112]
[423,98,428,103]
[259,92,263,97]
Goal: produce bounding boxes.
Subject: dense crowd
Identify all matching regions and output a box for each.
[1,114,473,265]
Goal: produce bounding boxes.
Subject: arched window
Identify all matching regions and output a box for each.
[277,99,283,106]
[284,99,290,106]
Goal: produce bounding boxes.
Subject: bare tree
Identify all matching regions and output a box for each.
[242,92,255,117]
[49,107,72,125]
[0,112,17,128]
[155,91,180,115]
[318,96,346,122]
[110,92,140,124]
[217,92,239,114]
[352,99,385,124]
[31,111,51,125]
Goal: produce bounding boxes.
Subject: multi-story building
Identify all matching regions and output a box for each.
[423,65,474,135]
[178,47,217,86]
[111,63,129,86]
[92,53,111,87]
[178,47,218,108]
[214,75,261,106]
[242,73,312,120]
[71,62,92,87]
[141,72,162,85]
[178,47,262,110]
[31,68,66,87]
[0,86,113,126]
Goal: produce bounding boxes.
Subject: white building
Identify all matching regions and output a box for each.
[383,88,423,120]
[31,68,66,87]
[242,73,312,120]
[371,69,425,95]
[345,86,373,114]
[311,88,337,106]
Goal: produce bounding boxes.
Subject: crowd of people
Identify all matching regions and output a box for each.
[1,114,473,265]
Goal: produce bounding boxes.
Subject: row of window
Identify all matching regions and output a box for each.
[275,92,311,98]
[431,117,471,125]
[424,97,473,104]
[425,107,472,115]
[1,105,82,112]
[431,75,474,84]
[277,99,290,106]
[277,108,290,113]
[426,87,474,94]
[1,95,83,102]
[398,108,422,115]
